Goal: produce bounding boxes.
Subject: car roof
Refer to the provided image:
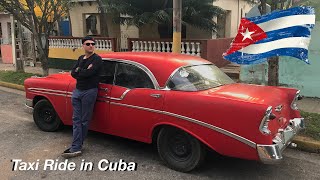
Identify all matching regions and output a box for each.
[99,52,211,88]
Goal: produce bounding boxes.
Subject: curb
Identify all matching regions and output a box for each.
[0,82,319,154]
[0,81,25,91]
[292,136,320,153]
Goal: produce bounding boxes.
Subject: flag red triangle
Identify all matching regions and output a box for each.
[224,18,267,55]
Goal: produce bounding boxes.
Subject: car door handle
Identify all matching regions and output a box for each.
[99,87,108,92]
[150,94,162,98]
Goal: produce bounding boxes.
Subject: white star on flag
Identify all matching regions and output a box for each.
[241,28,255,41]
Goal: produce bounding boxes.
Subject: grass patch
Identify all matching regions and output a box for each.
[0,70,41,85]
[300,111,320,141]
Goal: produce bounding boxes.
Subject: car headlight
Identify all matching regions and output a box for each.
[291,90,303,110]
[259,106,276,135]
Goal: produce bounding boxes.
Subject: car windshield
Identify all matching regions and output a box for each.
[167,64,234,91]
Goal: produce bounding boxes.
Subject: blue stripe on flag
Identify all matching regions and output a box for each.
[255,25,314,44]
[246,6,315,25]
[224,48,309,64]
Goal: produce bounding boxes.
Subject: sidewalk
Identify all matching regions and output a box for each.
[0,63,64,75]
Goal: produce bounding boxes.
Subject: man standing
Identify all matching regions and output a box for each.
[62,36,102,158]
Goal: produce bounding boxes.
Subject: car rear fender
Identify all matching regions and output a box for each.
[151,122,216,152]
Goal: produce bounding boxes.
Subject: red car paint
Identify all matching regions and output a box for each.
[24,52,301,161]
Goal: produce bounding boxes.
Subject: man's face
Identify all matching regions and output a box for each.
[82,40,95,54]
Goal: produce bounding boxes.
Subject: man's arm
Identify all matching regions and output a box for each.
[71,58,81,79]
[77,55,102,78]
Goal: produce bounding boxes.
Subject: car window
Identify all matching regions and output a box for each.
[99,61,116,84]
[115,63,154,89]
[167,64,234,91]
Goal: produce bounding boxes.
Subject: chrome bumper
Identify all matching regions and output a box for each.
[257,118,305,164]
[25,98,33,113]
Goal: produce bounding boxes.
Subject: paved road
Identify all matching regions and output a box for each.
[0,87,320,180]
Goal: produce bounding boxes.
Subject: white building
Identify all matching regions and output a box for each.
[69,0,254,49]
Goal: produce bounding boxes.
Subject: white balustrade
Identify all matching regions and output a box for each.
[166,42,170,52]
[185,42,190,55]
[129,40,201,56]
[181,42,185,54]
[196,42,201,56]
[191,42,196,56]
[152,41,157,52]
[48,38,113,51]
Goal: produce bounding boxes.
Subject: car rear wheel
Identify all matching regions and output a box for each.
[33,99,62,132]
[157,127,206,172]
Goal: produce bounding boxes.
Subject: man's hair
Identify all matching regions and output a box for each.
[82,36,95,44]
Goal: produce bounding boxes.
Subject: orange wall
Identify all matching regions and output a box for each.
[0,45,13,64]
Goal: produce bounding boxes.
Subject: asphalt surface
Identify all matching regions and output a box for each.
[0,87,320,180]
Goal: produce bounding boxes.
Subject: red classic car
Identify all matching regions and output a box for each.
[24,52,304,172]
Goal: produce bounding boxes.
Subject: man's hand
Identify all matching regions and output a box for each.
[87,64,93,69]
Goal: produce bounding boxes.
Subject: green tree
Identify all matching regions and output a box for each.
[99,0,224,37]
[0,0,71,76]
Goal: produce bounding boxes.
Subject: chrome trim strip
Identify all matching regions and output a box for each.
[110,102,256,148]
[26,98,33,107]
[24,104,33,114]
[29,90,67,97]
[259,106,273,135]
[97,100,110,103]
[120,89,130,99]
[25,103,33,109]
[102,58,160,90]
[163,63,213,89]
[291,90,300,110]
[102,89,131,101]
[28,88,67,94]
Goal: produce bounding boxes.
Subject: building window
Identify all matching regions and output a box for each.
[0,23,2,37]
[7,22,11,39]
[217,13,226,38]
[84,14,100,36]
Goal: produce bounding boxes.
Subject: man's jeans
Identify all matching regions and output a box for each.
[70,88,98,152]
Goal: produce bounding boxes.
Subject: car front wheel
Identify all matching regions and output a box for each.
[157,127,206,172]
[33,99,62,132]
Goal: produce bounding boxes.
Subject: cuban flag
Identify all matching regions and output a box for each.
[223,6,315,64]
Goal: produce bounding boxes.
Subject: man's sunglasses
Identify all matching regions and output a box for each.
[85,43,95,46]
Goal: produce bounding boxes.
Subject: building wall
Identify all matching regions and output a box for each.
[213,0,253,37]
[278,23,320,98]
[69,2,120,38]
[120,24,139,50]
[186,25,212,39]
[240,22,320,98]
[138,24,160,39]
[0,14,13,64]
[205,38,233,67]
[0,45,13,64]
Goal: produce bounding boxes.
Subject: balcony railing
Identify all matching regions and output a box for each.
[49,36,117,51]
[127,38,208,57]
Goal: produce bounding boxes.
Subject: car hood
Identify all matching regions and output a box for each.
[24,73,74,92]
[206,83,289,106]
[45,73,74,81]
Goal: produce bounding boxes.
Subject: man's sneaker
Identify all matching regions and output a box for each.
[61,148,82,158]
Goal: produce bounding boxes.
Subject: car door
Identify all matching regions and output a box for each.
[108,61,166,142]
[89,60,116,133]
[65,60,116,133]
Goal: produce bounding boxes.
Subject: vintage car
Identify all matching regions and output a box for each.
[24,52,304,172]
